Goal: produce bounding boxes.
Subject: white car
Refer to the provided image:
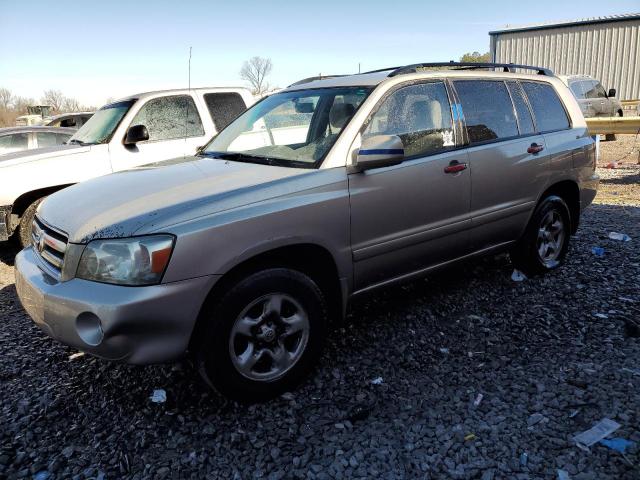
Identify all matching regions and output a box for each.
[1,87,255,246]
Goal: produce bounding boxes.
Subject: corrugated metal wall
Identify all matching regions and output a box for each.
[491,19,640,100]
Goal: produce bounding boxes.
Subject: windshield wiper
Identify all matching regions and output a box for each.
[199,151,279,165]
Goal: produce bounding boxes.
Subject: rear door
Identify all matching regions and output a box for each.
[348,80,472,290]
[454,79,548,251]
[109,94,207,171]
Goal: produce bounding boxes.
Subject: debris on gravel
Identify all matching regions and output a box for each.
[0,141,639,478]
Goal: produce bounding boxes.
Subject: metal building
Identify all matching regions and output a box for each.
[490,13,640,100]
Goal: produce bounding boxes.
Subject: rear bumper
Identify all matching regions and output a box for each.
[580,173,599,211]
[15,247,218,364]
[0,205,10,241]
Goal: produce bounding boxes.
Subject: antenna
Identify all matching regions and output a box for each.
[188,46,192,90]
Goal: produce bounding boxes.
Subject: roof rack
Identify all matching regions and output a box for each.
[386,62,553,77]
[288,75,347,87]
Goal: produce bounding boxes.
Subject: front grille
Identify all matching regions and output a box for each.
[32,217,68,273]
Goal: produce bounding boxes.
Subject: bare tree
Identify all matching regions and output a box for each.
[240,57,273,95]
[0,87,14,110]
[13,96,35,114]
[42,89,66,112]
[62,97,81,112]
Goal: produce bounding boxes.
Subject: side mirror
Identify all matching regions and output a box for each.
[124,124,149,145]
[353,135,404,171]
[294,101,315,114]
[607,88,616,98]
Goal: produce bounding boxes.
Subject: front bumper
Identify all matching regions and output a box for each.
[15,247,217,364]
[0,205,10,241]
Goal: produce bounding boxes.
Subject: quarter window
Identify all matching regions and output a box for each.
[364,82,455,157]
[569,81,586,99]
[204,93,247,132]
[131,95,204,141]
[506,81,535,135]
[454,80,518,143]
[521,82,570,132]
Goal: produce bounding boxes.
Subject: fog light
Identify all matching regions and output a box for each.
[76,312,104,346]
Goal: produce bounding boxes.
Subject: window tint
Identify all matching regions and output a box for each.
[36,132,59,148]
[131,95,204,141]
[455,80,518,143]
[204,93,247,132]
[569,81,586,99]
[0,133,28,153]
[521,82,570,132]
[364,82,454,157]
[506,81,535,135]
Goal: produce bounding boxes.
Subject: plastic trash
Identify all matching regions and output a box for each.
[594,313,609,319]
[557,470,570,480]
[511,269,527,282]
[149,389,167,403]
[599,437,635,454]
[519,452,528,467]
[68,352,85,360]
[439,347,450,354]
[608,232,631,242]
[573,418,621,450]
[473,393,483,407]
[370,377,384,385]
[591,246,605,256]
[605,161,618,169]
[464,433,476,441]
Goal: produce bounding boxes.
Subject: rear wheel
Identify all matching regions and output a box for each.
[510,195,571,276]
[604,110,623,142]
[17,198,44,248]
[195,268,327,402]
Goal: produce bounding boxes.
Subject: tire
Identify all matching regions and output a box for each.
[17,197,44,248]
[510,195,571,277]
[604,111,623,142]
[195,268,327,402]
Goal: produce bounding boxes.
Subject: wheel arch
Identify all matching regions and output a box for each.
[189,242,346,352]
[538,180,581,234]
[12,184,74,217]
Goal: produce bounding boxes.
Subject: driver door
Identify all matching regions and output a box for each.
[109,95,208,172]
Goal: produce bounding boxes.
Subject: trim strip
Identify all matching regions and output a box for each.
[359,149,404,155]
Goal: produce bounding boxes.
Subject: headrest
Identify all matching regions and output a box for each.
[329,103,355,129]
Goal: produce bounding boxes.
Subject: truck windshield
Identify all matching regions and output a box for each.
[70,100,134,145]
[203,87,371,167]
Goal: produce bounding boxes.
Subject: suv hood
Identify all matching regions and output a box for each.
[0,144,88,168]
[38,157,312,243]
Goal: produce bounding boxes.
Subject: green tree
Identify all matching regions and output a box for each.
[460,51,491,63]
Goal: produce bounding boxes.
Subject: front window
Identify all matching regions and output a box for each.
[70,100,134,145]
[203,87,371,167]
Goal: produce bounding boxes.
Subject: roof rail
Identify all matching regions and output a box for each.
[288,75,347,87]
[386,62,553,77]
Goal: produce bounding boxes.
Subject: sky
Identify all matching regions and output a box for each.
[1,0,638,107]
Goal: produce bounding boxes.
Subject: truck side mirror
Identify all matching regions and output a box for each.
[353,134,404,171]
[608,88,616,98]
[124,124,149,145]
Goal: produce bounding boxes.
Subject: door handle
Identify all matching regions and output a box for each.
[444,160,468,174]
[527,143,544,154]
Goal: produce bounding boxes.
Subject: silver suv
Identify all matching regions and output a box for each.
[15,62,599,401]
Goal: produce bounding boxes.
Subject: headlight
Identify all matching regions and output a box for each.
[76,235,175,286]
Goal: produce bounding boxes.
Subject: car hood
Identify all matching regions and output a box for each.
[38,156,312,243]
[0,144,89,168]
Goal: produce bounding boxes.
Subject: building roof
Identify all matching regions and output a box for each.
[489,12,640,35]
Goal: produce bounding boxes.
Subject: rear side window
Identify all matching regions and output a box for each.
[506,82,535,135]
[454,80,518,143]
[364,81,455,157]
[132,95,205,141]
[521,82,570,132]
[569,81,586,99]
[204,93,247,132]
[36,132,59,148]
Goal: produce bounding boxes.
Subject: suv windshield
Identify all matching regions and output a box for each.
[203,87,371,167]
[70,100,134,145]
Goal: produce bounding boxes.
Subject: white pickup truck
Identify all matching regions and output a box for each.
[1,87,255,246]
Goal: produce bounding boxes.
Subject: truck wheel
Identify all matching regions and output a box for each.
[196,268,327,402]
[17,198,44,248]
[510,196,571,277]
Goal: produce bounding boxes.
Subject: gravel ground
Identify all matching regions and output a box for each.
[1,138,639,480]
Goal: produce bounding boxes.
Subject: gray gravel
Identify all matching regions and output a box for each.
[1,166,639,479]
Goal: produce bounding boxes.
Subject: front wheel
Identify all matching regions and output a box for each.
[510,196,571,277]
[17,197,45,248]
[195,268,327,402]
